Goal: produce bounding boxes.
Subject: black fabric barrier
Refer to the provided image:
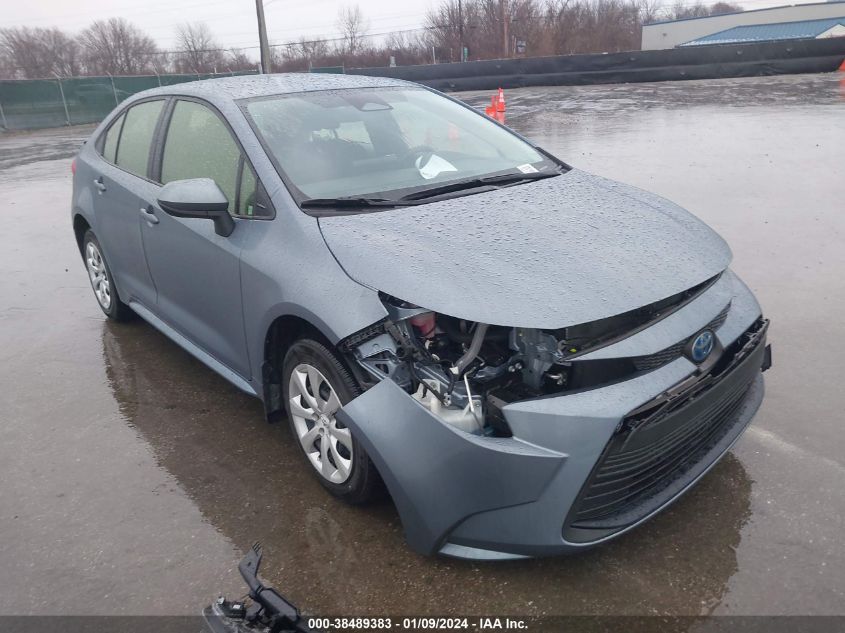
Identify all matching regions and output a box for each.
[349,38,845,90]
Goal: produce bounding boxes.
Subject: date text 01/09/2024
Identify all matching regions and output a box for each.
[305,617,529,630]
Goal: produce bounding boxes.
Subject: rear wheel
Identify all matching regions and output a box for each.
[282,338,379,504]
[82,230,133,321]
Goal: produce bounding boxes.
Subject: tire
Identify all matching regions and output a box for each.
[82,230,133,322]
[282,338,380,504]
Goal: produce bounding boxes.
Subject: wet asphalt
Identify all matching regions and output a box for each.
[1,72,844,618]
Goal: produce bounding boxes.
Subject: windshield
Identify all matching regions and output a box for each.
[242,87,554,202]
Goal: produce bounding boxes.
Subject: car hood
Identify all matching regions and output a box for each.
[318,169,732,329]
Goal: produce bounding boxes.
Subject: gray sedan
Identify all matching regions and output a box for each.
[71,74,771,560]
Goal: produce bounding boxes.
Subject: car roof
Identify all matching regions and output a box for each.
[134,73,415,104]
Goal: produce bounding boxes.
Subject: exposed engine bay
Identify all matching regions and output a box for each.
[342,279,719,437]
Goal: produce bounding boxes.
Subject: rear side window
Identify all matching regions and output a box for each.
[115,100,164,178]
[102,113,125,163]
[161,100,241,214]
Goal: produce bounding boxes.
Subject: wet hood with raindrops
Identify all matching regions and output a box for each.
[318,169,732,329]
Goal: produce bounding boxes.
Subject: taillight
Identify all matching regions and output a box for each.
[71,158,76,175]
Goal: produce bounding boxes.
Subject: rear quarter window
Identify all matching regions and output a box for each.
[102,113,125,164]
[115,100,164,178]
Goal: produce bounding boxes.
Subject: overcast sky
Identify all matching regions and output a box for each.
[3,0,821,53]
[3,0,435,52]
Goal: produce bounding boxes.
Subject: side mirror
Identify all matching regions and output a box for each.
[157,178,235,237]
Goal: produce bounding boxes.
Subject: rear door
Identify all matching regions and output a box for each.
[138,98,259,379]
[91,99,165,307]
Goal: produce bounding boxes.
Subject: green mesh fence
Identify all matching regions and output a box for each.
[0,71,257,131]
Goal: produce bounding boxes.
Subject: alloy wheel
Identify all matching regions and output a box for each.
[288,363,353,484]
[85,241,112,310]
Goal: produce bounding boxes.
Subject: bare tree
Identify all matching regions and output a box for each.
[424,0,481,61]
[272,36,334,71]
[0,27,81,78]
[79,18,158,75]
[224,48,257,72]
[174,23,224,74]
[425,0,545,62]
[337,5,370,55]
[425,0,462,59]
[666,0,739,19]
[709,1,742,15]
[149,51,171,74]
[384,31,429,65]
[667,0,709,19]
[637,0,664,24]
[0,52,15,79]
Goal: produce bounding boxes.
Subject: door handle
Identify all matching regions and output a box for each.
[93,177,106,193]
[139,207,159,225]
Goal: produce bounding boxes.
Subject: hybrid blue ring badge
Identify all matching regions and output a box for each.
[690,329,715,363]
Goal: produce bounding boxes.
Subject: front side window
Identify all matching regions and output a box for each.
[243,87,551,202]
[115,100,164,177]
[161,100,241,214]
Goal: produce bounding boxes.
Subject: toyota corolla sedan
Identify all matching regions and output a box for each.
[71,74,771,560]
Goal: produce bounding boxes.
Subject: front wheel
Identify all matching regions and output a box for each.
[282,338,380,504]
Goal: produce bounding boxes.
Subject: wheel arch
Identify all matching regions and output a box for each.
[261,313,338,422]
[73,213,92,255]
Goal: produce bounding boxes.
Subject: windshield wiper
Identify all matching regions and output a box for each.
[479,170,559,185]
[398,170,559,202]
[300,196,415,209]
[301,170,560,209]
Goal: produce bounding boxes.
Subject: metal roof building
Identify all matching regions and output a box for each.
[680,17,845,46]
[642,1,845,49]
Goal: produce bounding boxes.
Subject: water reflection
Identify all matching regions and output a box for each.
[102,310,752,618]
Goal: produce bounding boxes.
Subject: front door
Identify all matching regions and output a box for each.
[139,99,253,379]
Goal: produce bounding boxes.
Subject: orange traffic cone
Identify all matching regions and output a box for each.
[484,94,496,118]
[495,88,506,123]
[839,57,845,71]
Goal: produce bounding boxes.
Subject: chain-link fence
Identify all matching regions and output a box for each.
[0,71,258,131]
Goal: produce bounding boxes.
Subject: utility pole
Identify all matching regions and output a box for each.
[458,0,465,62]
[501,0,509,58]
[255,0,272,74]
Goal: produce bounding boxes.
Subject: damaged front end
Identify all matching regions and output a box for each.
[332,270,769,559]
[342,277,720,440]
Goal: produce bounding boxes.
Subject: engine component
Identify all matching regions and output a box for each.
[410,311,436,338]
[510,328,566,389]
[351,302,616,435]
[452,323,489,376]
[413,380,483,434]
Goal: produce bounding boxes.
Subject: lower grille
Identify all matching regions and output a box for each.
[565,318,768,540]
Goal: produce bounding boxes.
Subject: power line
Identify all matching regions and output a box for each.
[22,25,430,63]
[2,6,432,53]
[138,11,431,44]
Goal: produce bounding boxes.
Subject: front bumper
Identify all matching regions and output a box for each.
[335,276,769,560]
